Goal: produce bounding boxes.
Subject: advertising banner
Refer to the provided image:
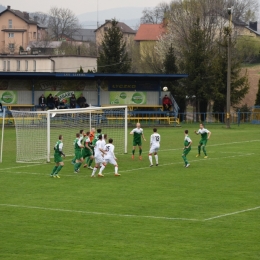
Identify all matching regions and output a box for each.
[44,91,83,106]
[110,91,147,105]
[0,91,17,104]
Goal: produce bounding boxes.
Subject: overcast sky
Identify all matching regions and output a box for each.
[0,0,167,15]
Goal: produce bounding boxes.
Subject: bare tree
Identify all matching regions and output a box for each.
[140,2,170,24]
[30,12,49,26]
[48,7,81,40]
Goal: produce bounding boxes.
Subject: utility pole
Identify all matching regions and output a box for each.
[226,7,232,128]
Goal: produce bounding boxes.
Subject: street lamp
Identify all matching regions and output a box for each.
[226,7,232,128]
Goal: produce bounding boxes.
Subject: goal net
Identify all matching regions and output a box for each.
[11,106,128,163]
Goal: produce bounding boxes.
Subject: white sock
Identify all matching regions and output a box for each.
[91,167,98,176]
[115,166,118,174]
[149,155,153,165]
[99,164,106,174]
[155,155,158,164]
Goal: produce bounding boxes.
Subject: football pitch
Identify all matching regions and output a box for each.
[0,124,259,259]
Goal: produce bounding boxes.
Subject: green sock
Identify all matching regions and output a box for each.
[132,150,135,155]
[182,155,188,165]
[56,165,63,174]
[74,163,79,171]
[72,156,76,163]
[198,146,201,155]
[77,162,82,169]
[89,159,93,166]
[51,166,58,174]
[202,146,207,156]
[86,157,90,164]
[139,149,142,156]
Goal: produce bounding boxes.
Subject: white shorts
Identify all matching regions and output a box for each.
[149,145,160,154]
[104,157,117,165]
[95,154,105,164]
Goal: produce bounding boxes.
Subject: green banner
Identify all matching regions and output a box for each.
[0,91,17,104]
[110,92,147,105]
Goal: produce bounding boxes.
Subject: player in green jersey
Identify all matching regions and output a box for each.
[194,123,211,158]
[50,135,65,178]
[71,129,84,164]
[85,128,101,169]
[73,133,84,173]
[182,130,192,168]
[130,123,146,160]
[82,131,94,166]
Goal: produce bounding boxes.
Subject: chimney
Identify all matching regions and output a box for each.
[249,21,257,31]
[7,5,11,9]
[23,12,29,20]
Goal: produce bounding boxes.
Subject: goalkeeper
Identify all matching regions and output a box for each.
[50,135,65,178]
[84,128,102,169]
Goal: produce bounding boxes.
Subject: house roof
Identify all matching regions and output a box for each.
[62,29,96,42]
[245,26,260,36]
[0,8,38,25]
[134,24,166,41]
[94,20,136,34]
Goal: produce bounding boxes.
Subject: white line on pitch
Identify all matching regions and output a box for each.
[0,204,200,222]
[4,153,255,177]
[203,206,260,221]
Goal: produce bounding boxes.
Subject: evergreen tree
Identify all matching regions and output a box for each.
[77,66,84,73]
[97,19,130,73]
[255,79,260,106]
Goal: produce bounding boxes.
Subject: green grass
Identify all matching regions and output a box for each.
[0,124,260,259]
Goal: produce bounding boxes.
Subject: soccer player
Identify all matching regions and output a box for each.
[194,123,211,158]
[71,129,84,164]
[50,135,65,178]
[104,138,120,176]
[85,128,99,169]
[182,130,192,168]
[91,134,107,177]
[73,133,84,173]
[130,123,146,160]
[148,128,160,167]
[82,131,94,166]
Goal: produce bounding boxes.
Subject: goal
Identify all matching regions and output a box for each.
[11,106,128,163]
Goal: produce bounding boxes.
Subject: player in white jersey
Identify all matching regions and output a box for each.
[104,138,120,176]
[91,134,107,177]
[148,128,160,167]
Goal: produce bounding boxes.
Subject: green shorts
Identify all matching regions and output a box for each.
[133,140,142,146]
[82,148,93,159]
[54,153,63,163]
[183,147,191,156]
[75,150,83,160]
[199,139,207,146]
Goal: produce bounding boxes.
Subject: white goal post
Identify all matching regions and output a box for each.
[11,106,128,163]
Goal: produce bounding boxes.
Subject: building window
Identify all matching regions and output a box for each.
[33,32,36,39]
[3,61,6,71]
[8,19,12,28]
[7,61,10,71]
[25,60,28,71]
[8,33,14,38]
[9,43,15,50]
[17,60,20,71]
[33,60,36,72]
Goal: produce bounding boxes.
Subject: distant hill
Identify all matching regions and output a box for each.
[0,4,6,12]
[77,7,146,29]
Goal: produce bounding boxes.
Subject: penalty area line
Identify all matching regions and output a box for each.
[0,203,199,222]
[203,206,260,221]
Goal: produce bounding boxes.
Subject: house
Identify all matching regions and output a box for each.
[59,29,96,44]
[0,6,47,54]
[134,23,166,57]
[27,41,63,55]
[95,20,136,47]
[0,54,97,72]
[242,21,260,37]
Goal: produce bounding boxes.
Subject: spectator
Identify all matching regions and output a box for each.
[77,93,88,108]
[46,94,55,109]
[162,95,172,111]
[70,94,77,108]
[38,94,46,111]
[54,95,60,109]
